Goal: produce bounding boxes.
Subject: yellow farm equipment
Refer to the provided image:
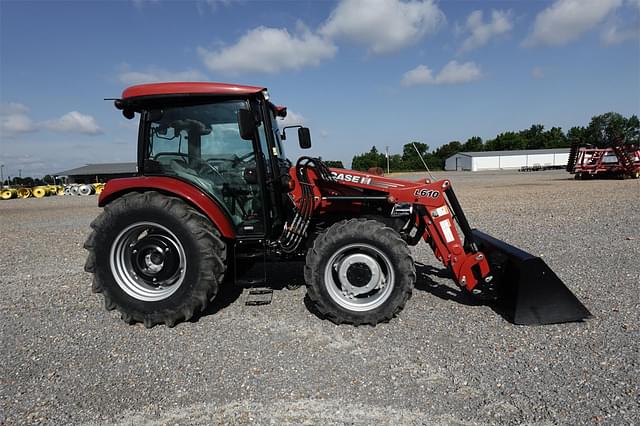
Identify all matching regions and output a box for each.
[1,188,17,200]
[16,188,31,199]
[32,186,48,198]
[92,183,105,194]
[1,184,103,200]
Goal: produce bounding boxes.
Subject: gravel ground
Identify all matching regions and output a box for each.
[0,170,638,425]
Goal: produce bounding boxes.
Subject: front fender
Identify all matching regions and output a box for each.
[98,176,235,239]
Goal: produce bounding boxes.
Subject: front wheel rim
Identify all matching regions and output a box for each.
[324,243,395,312]
[110,221,187,302]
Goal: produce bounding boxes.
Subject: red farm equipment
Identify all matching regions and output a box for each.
[567,141,640,179]
[84,82,591,328]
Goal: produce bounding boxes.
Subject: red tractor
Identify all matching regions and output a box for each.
[85,82,590,328]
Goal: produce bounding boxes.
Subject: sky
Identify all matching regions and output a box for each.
[1,0,639,177]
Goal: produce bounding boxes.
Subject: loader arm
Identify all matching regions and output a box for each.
[291,167,492,292]
[290,166,591,325]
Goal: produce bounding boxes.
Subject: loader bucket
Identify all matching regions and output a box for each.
[471,229,591,325]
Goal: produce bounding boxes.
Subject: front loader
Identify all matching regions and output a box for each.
[84,82,590,328]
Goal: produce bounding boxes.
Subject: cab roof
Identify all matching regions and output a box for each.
[122,82,266,99]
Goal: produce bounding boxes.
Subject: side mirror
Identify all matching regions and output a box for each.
[298,127,312,149]
[237,109,255,140]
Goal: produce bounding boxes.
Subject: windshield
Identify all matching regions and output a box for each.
[148,101,250,160]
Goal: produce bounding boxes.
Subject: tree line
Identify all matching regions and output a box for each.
[346,112,639,172]
[1,175,59,187]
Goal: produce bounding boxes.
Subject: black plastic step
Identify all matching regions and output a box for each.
[245,287,273,306]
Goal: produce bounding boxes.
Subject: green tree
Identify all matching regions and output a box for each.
[401,142,429,170]
[542,127,568,148]
[623,114,639,145]
[323,160,344,168]
[388,154,404,171]
[567,126,586,144]
[585,112,628,147]
[462,136,483,152]
[351,146,385,171]
[520,124,545,149]
[485,132,527,151]
[432,141,463,169]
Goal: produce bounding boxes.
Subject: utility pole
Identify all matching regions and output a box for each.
[385,146,390,174]
[0,164,4,188]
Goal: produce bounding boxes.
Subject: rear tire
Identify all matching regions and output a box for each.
[304,219,415,325]
[84,191,226,328]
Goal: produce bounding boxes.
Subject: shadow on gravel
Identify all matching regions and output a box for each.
[190,260,307,323]
[414,263,483,307]
[190,260,515,324]
[415,262,522,324]
[190,284,244,323]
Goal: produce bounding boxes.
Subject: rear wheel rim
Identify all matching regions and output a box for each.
[110,221,187,302]
[324,243,395,312]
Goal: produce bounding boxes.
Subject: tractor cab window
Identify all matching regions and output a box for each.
[269,109,286,159]
[146,100,265,234]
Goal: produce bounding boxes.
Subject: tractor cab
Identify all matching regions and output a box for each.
[115,83,308,239]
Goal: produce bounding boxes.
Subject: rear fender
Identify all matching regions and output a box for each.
[98,176,235,239]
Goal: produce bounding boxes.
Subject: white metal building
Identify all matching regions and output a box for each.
[444,148,570,171]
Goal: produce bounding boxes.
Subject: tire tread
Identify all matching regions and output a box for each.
[84,191,227,328]
[305,218,415,326]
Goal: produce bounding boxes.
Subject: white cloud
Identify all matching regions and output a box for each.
[320,0,445,54]
[0,103,37,136]
[401,61,482,86]
[401,65,434,86]
[531,66,545,79]
[43,111,103,135]
[436,61,483,84]
[460,10,512,52]
[198,25,336,74]
[1,104,104,137]
[117,65,208,85]
[0,103,30,115]
[524,0,623,46]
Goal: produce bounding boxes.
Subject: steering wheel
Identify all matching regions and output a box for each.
[235,151,255,164]
[205,151,254,166]
[153,153,226,183]
[153,152,189,162]
[194,158,226,183]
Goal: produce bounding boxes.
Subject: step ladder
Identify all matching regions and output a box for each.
[234,244,273,306]
[244,287,273,306]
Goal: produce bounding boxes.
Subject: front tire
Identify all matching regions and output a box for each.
[304,219,415,325]
[84,191,226,328]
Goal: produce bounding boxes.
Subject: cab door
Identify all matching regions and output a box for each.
[145,99,269,236]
